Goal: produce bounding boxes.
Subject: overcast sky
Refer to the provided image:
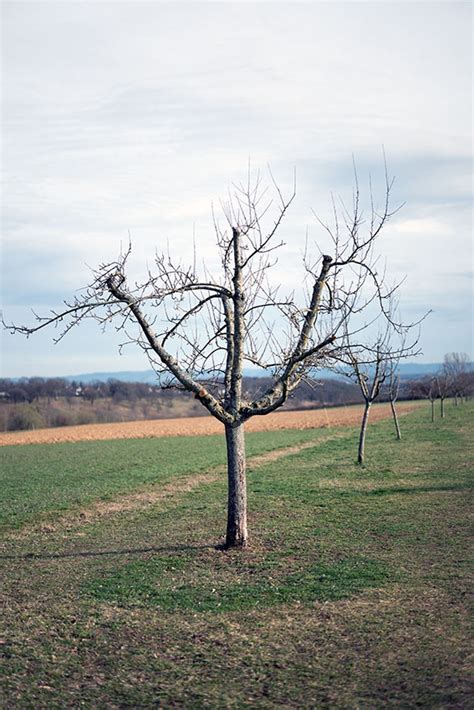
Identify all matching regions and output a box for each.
[1,0,472,378]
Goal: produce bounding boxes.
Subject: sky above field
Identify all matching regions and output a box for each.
[1,0,472,378]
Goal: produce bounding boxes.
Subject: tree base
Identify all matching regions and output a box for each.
[216,537,248,551]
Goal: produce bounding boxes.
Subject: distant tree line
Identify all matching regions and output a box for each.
[0,373,405,433]
[0,377,161,405]
[0,374,400,409]
[0,378,165,431]
[11,363,470,411]
[1,355,471,433]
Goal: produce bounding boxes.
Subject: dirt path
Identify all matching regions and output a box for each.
[0,401,419,447]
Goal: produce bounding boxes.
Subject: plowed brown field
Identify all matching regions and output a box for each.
[0,402,419,447]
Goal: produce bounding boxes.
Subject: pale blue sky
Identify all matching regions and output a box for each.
[1,0,472,377]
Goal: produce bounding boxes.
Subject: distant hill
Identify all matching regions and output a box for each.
[60,362,447,385]
[62,370,163,385]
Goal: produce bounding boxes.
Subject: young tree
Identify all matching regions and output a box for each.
[336,296,420,462]
[435,370,450,418]
[387,356,402,440]
[348,342,388,465]
[385,324,428,440]
[4,168,406,548]
[427,378,438,423]
[338,329,417,464]
[407,376,438,421]
[443,352,472,405]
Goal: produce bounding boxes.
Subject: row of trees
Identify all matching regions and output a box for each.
[343,350,472,464]
[5,165,427,547]
[409,352,473,421]
[3,363,469,414]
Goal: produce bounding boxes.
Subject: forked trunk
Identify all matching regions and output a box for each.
[358,401,371,465]
[390,398,401,440]
[225,423,247,548]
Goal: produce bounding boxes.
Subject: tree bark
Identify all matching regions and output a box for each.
[225,422,248,548]
[390,398,401,440]
[358,401,371,465]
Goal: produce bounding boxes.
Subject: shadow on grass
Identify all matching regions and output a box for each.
[367,483,472,496]
[331,483,472,498]
[0,543,214,561]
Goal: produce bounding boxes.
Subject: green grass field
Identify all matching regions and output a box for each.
[1,403,472,708]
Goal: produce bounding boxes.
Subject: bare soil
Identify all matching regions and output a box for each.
[0,401,418,446]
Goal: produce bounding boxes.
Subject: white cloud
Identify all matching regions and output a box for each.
[1,1,472,375]
[392,218,453,236]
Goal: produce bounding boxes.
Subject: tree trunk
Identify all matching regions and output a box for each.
[390,398,401,440]
[431,399,435,422]
[358,401,371,465]
[225,422,248,548]
[440,397,445,418]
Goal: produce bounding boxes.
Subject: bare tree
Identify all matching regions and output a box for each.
[408,376,438,421]
[427,378,438,423]
[435,370,450,418]
[387,356,402,440]
[348,342,388,465]
[337,324,418,464]
[443,352,472,405]
[4,167,408,548]
[385,325,426,440]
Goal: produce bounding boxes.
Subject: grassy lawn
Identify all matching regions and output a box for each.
[0,427,322,531]
[1,403,472,707]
